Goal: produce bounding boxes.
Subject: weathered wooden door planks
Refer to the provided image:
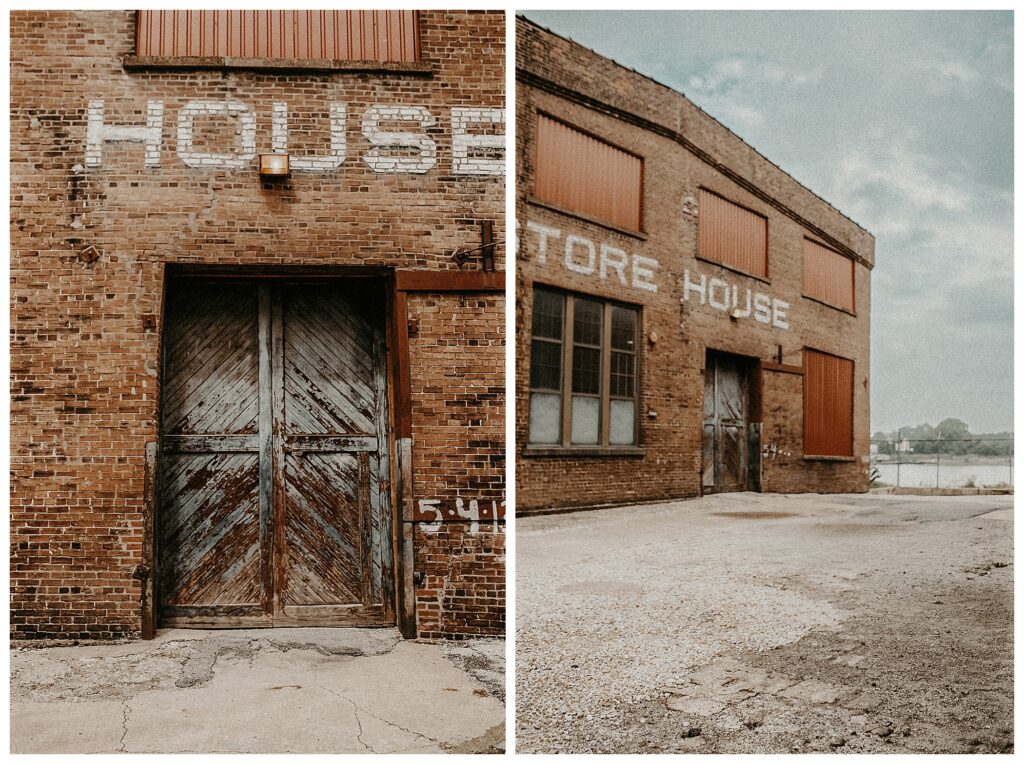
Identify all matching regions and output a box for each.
[702,351,750,494]
[278,284,392,624]
[158,279,392,628]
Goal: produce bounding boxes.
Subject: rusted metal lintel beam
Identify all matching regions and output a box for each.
[166,264,392,279]
[761,361,804,375]
[395,269,505,292]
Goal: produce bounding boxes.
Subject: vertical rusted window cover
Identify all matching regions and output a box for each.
[803,237,855,313]
[533,114,643,232]
[135,10,420,62]
[697,188,768,278]
[803,349,854,457]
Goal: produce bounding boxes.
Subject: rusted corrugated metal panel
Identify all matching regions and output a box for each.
[534,114,643,232]
[136,10,419,62]
[803,237,855,312]
[803,349,854,457]
[698,188,768,278]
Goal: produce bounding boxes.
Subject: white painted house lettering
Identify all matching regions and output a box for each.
[176,100,256,169]
[361,104,437,174]
[271,102,347,171]
[682,269,790,330]
[86,99,163,168]
[83,99,505,175]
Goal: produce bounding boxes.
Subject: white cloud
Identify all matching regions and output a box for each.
[823,140,1012,376]
[829,145,971,217]
[921,38,1012,95]
[937,60,981,84]
[687,57,746,93]
[684,54,819,135]
[699,97,766,131]
[686,54,820,96]
[981,38,1014,93]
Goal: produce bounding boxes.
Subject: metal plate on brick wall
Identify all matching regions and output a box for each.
[158,280,393,628]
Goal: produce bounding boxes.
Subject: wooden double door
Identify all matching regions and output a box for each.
[702,351,754,494]
[158,279,394,628]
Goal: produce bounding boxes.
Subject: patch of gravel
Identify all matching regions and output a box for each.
[516,493,1013,753]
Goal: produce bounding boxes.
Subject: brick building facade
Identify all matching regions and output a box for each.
[516,18,874,513]
[11,10,505,640]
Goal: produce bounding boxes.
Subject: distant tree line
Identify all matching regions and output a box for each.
[872,418,1013,456]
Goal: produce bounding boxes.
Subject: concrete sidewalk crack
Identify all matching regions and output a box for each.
[117,701,132,752]
[321,685,441,752]
[321,686,376,753]
[363,711,442,746]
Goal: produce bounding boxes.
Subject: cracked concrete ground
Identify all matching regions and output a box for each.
[11,628,505,754]
[516,492,1013,754]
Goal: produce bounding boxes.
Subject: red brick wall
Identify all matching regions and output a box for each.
[516,18,872,513]
[414,525,505,640]
[408,293,506,504]
[407,292,506,636]
[10,10,505,639]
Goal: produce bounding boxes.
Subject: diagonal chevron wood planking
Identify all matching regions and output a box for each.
[158,279,393,628]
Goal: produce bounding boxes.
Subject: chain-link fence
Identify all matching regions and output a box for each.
[870,434,1013,489]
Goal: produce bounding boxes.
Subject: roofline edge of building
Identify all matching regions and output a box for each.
[515,14,876,250]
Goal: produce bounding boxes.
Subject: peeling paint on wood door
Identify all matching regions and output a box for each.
[158,279,393,627]
[702,351,750,494]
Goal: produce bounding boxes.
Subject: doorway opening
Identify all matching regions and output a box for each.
[157,278,394,628]
[702,350,761,494]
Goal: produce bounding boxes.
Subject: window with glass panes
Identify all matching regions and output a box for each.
[528,287,640,447]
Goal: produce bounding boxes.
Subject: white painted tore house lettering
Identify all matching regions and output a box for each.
[522,219,791,330]
[84,99,505,175]
[523,220,658,292]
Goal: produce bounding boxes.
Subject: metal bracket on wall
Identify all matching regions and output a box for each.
[452,220,500,270]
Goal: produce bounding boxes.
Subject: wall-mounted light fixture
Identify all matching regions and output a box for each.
[258,153,290,179]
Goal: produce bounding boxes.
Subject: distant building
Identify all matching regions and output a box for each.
[516,17,874,512]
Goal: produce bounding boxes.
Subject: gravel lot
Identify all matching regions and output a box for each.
[516,492,1013,754]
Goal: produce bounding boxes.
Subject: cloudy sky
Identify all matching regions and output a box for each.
[522,10,1014,434]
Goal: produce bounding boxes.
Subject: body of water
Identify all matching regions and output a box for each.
[873,461,1013,488]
